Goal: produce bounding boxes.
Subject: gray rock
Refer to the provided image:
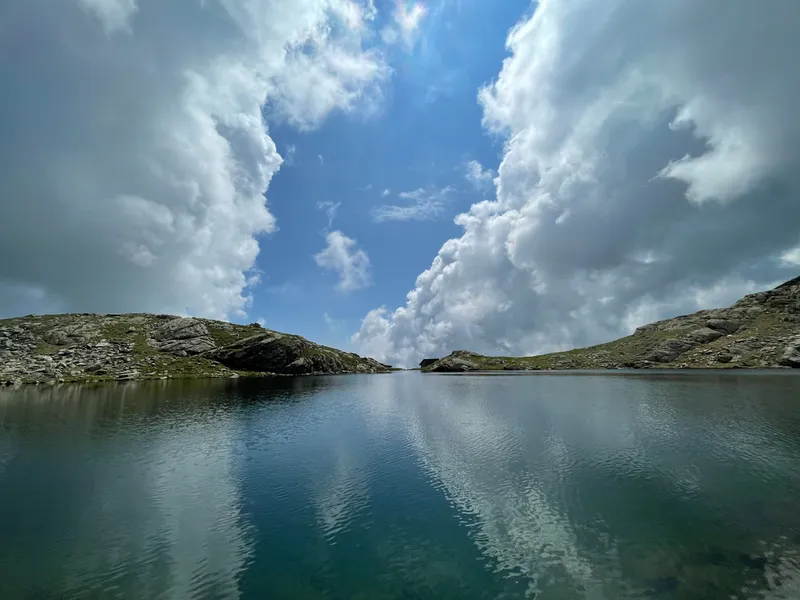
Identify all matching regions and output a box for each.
[688,328,725,344]
[207,332,388,375]
[153,317,208,341]
[729,338,763,355]
[779,349,800,368]
[85,362,107,374]
[42,323,95,346]
[646,339,695,363]
[153,338,215,355]
[428,357,479,372]
[644,328,723,364]
[43,330,70,345]
[423,351,483,372]
[778,337,800,368]
[706,319,741,334]
[150,317,216,356]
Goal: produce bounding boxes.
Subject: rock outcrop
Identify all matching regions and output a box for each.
[422,276,800,372]
[423,351,482,372]
[207,331,391,375]
[0,314,391,386]
[148,317,216,356]
[779,336,800,368]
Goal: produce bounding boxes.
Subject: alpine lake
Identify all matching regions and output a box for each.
[2,370,800,599]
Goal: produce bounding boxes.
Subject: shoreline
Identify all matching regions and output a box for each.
[4,365,796,391]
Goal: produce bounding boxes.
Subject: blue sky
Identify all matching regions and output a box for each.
[259,0,531,349]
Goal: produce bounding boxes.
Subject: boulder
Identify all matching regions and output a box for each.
[42,324,93,346]
[644,328,724,363]
[729,338,763,355]
[687,327,725,344]
[149,317,215,356]
[153,317,208,341]
[706,319,741,335]
[778,337,800,368]
[646,338,695,363]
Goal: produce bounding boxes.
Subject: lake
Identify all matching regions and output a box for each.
[1,372,800,599]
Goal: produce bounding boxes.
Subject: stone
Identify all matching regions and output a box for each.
[706,319,740,334]
[642,327,726,364]
[424,351,482,372]
[207,332,388,375]
[149,317,216,356]
[153,338,215,355]
[687,327,725,344]
[778,337,800,368]
[286,356,309,371]
[153,317,208,341]
[43,330,69,345]
[42,323,94,346]
[85,363,107,374]
[646,338,695,363]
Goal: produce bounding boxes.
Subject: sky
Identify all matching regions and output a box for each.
[1,0,800,367]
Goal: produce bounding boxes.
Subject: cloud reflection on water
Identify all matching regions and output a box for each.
[0,381,254,599]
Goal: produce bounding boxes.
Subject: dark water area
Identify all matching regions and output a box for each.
[1,371,800,599]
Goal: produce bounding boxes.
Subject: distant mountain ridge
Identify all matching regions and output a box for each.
[0,314,392,386]
[422,277,800,372]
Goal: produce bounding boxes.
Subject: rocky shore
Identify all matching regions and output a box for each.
[0,314,391,386]
[422,276,800,372]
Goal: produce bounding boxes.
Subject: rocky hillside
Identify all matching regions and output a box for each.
[422,277,800,372]
[0,314,392,386]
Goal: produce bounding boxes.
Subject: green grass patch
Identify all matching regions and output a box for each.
[206,322,262,347]
[35,341,61,355]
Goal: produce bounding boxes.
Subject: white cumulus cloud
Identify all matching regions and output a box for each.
[314,231,371,292]
[354,0,800,367]
[0,0,386,319]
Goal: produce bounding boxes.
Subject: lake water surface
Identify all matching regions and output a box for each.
[2,372,800,599]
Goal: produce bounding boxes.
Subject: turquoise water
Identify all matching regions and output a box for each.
[1,371,800,599]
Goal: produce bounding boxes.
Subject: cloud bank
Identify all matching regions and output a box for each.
[355,0,800,367]
[0,0,385,318]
